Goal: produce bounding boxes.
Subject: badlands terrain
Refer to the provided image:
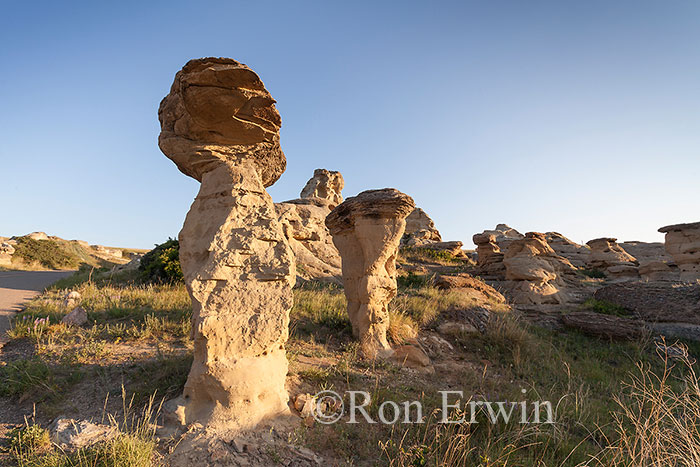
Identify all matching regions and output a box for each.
[0,57,699,466]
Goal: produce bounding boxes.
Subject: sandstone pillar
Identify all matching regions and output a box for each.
[325,189,414,358]
[659,222,700,282]
[158,57,294,429]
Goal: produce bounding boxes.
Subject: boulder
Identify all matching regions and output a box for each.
[62,306,87,327]
[50,418,116,450]
[586,237,639,281]
[275,198,341,282]
[326,188,415,358]
[27,232,49,241]
[545,232,588,268]
[391,344,432,369]
[299,168,344,208]
[159,57,294,430]
[502,232,580,304]
[659,222,700,282]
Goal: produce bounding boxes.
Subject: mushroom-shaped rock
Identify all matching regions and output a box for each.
[158,57,286,186]
[659,222,700,282]
[158,58,294,430]
[472,232,506,279]
[586,237,639,281]
[300,169,344,208]
[325,189,415,358]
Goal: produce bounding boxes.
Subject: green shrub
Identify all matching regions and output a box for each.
[581,268,606,279]
[11,237,80,269]
[139,238,183,283]
[584,298,631,317]
[397,272,429,290]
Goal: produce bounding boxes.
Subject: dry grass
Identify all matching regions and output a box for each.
[8,388,162,467]
[595,339,700,466]
[390,286,509,326]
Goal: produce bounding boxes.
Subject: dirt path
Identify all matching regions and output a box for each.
[0,270,74,347]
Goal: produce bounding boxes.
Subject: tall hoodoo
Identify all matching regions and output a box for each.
[325,189,415,358]
[158,58,294,429]
[300,168,344,208]
[659,222,700,282]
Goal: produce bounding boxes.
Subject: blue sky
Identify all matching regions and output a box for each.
[1,0,698,248]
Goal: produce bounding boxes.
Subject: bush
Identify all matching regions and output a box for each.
[581,268,606,279]
[139,238,183,283]
[12,237,80,269]
[584,298,631,317]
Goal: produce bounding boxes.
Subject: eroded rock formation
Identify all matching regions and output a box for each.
[586,237,639,281]
[275,198,341,282]
[545,232,588,269]
[402,207,442,246]
[300,168,344,208]
[159,57,294,429]
[325,189,415,357]
[620,241,678,281]
[473,232,506,279]
[502,232,580,304]
[480,224,524,251]
[659,222,700,282]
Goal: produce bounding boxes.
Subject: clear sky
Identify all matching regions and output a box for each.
[1,0,698,249]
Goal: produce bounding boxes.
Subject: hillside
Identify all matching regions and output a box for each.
[0,232,146,271]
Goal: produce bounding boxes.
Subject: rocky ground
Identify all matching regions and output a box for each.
[1,247,698,466]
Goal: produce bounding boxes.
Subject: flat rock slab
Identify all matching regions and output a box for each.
[0,270,74,347]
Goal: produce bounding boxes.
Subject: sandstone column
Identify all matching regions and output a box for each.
[158,58,294,429]
[325,189,414,358]
[659,222,700,282]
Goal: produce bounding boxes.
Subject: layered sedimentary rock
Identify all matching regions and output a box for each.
[275,197,341,281]
[595,282,700,324]
[545,232,588,269]
[402,207,442,246]
[326,189,415,357]
[502,232,580,304]
[620,241,678,281]
[158,57,294,429]
[586,238,639,281]
[299,168,344,208]
[480,224,524,251]
[473,232,506,279]
[659,222,700,282]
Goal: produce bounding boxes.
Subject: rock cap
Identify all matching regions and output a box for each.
[325,189,415,234]
[158,57,285,186]
[659,221,700,233]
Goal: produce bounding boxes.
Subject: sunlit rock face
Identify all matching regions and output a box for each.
[502,232,580,305]
[659,222,700,282]
[158,57,294,430]
[300,168,344,208]
[325,189,415,358]
[586,237,639,282]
